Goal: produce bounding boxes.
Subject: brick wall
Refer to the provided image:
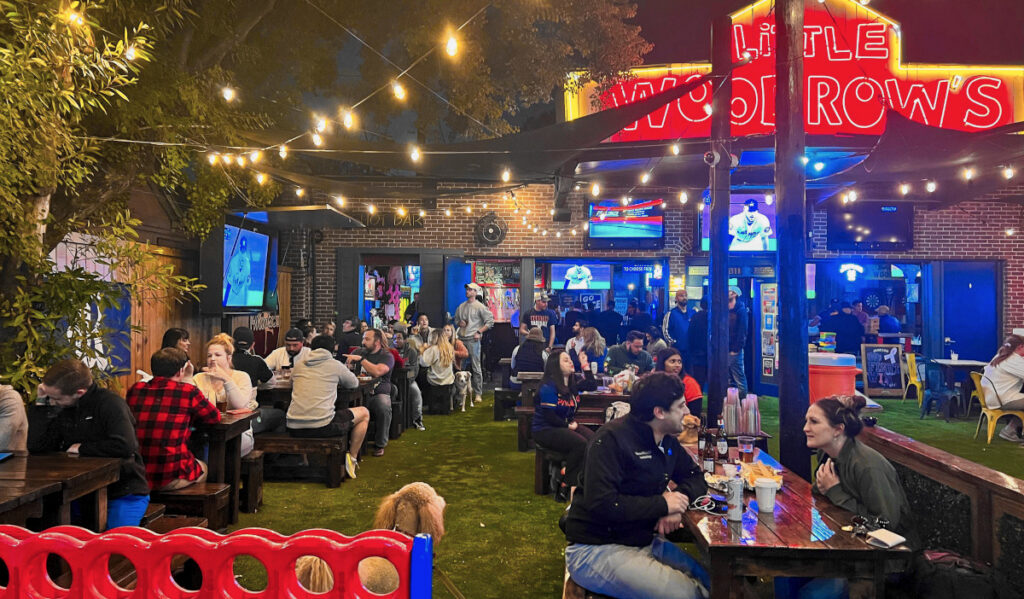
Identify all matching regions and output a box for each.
[282,183,1024,336]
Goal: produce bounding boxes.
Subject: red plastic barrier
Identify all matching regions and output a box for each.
[0,524,417,598]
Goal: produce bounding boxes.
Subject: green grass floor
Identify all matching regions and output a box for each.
[231,392,1024,596]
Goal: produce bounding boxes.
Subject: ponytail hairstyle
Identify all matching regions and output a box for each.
[990,334,1024,367]
[814,395,867,438]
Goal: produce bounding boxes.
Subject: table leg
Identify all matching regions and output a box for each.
[79,487,108,531]
[709,553,737,599]
[225,436,242,524]
[208,433,227,483]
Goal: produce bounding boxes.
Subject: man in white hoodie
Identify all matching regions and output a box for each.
[287,335,368,479]
[0,384,27,451]
[455,282,495,405]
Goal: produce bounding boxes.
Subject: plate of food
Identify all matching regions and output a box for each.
[740,462,783,491]
[704,473,730,493]
[357,376,373,383]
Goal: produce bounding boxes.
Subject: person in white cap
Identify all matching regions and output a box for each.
[455,282,494,405]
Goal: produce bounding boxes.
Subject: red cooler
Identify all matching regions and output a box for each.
[808,352,861,402]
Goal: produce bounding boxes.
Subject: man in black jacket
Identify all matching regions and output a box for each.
[564,372,710,598]
[27,358,151,529]
[728,286,750,396]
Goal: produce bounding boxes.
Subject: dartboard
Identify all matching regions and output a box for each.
[863,291,882,310]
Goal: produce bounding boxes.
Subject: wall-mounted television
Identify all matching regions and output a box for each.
[586,198,665,250]
[826,203,914,251]
[200,218,279,314]
[701,194,777,252]
[548,263,613,290]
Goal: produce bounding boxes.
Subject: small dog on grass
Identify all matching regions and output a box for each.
[453,370,472,411]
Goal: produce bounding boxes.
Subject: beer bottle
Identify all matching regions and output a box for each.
[701,429,716,473]
[715,417,729,463]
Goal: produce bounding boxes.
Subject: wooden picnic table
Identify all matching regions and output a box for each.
[0,478,62,526]
[199,411,259,525]
[0,454,120,531]
[682,447,911,598]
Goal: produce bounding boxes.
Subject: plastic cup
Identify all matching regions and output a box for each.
[738,436,755,463]
[722,463,738,478]
[950,352,959,361]
[755,478,779,512]
[590,361,598,375]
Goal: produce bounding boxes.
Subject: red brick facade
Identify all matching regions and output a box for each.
[284,184,1024,336]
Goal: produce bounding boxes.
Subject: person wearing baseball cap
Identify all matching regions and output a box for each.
[520,293,557,349]
[265,328,312,372]
[455,282,495,404]
[728,198,773,251]
[231,326,274,387]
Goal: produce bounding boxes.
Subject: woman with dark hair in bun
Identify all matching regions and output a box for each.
[805,395,916,546]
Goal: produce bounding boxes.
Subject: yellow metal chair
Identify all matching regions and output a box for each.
[902,352,924,406]
[972,381,1024,444]
[968,371,984,417]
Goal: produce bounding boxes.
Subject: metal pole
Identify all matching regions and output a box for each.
[775,0,811,480]
[707,15,732,424]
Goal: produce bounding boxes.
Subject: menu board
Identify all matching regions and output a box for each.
[861,344,905,397]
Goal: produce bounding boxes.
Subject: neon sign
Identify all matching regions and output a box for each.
[563,0,1024,141]
[839,263,864,282]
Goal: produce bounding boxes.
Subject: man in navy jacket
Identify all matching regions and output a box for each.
[564,373,710,599]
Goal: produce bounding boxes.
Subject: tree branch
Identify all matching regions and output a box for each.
[189,0,277,73]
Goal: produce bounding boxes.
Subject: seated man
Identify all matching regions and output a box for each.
[606,330,655,375]
[232,326,274,387]
[27,359,151,528]
[336,316,364,353]
[288,334,369,479]
[343,329,395,457]
[127,348,221,491]
[564,372,710,599]
[265,328,311,373]
[0,383,27,451]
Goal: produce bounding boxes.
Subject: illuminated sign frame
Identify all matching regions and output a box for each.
[563,0,1024,141]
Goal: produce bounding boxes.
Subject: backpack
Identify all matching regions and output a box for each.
[910,550,996,599]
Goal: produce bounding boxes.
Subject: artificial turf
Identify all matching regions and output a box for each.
[231,391,1024,596]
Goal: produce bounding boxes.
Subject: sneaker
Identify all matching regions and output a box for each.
[475,394,483,405]
[999,427,1024,443]
[414,420,426,431]
[345,453,358,479]
[372,447,385,457]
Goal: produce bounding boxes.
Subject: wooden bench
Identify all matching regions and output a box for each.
[860,426,1024,587]
[534,444,568,496]
[516,373,544,451]
[493,387,518,421]
[240,450,264,513]
[255,433,347,488]
[151,483,231,532]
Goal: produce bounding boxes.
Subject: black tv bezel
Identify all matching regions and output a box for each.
[199,215,279,314]
[584,200,666,250]
[825,202,914,252]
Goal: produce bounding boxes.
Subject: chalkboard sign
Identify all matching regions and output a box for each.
[861,344,905,397]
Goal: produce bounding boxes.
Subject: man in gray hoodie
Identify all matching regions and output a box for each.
[455,282,495,405]
[286,335,368,479]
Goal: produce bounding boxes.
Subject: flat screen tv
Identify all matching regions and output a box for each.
[548,263,613,290]
[223,225,270,309]
[700,194,777,252]
[586,198,665,250]
[826,203,914,251]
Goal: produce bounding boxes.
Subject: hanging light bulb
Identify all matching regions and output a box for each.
[571,229,577,236]
[295,187,305,197]
[67,11,84,25]
[573,183,581,191]
[542,230,548,236]
[1004,167,1016,180]
[223,153,235,165]
[445,209,452,217]
[899,183,910,196]
[640,172,651,184]
[410,146,421,162]
[549,208,555,216]
[278,145,288,159]
[764,194,774,205]
[255,173,266,185]
[670,144,680,155]
[124,45,137,61]
[556,231,562,238]
[963,167,975,181]
[334,195,346,207]
[1006,228,1016,236]
[848,190,858,202]
[800,156,810,165]
[418,209,426,217]
[465,206,472,214]
[446,35,458,57]
[703,104,713,116]
[311,132,323,147]
[482,202,488,208]
[678,191,688,204]
[526,209,531,215]
[221,87,236,102]
[207,153,219,165]
[697,201,705,211]
[314,117,327,133]
[513,208,520,214]
[392,81,407,100]
[926,181,937,193]
[620,196,629,206]
[234,155,245,167]
[501,169,511,183]
[590,183,601,197]
[342,110,356,130]
[368,204,377,214]
[583,222,589,231]
[249,150,262,163]
[813,162,825,172]
[397,207,407,217]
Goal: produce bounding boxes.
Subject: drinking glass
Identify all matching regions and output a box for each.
[738,436,755,463]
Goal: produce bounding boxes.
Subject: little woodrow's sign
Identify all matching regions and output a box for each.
[563,0,1024,141]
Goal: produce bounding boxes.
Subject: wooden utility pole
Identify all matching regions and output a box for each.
[775,0,811,480]
[707,15,732,424]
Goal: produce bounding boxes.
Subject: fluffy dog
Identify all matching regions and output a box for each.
[453,370,472,411]
[296,482,446,594]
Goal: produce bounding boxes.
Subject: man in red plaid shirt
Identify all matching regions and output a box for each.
[127,347,221,491]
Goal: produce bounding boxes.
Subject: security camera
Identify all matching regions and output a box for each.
[703,151,720,166]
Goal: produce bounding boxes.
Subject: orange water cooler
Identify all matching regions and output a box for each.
[808,352,861,402]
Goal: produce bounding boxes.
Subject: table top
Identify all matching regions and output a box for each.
[0,454,121,492]
[932,359,988,368]
[0,479,61,513]
[201,411,260,437]
[683,448,911,560]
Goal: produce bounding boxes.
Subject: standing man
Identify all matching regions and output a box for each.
[127,348,221,491]
[596,299,623,346]
[455,282,495,406]
[520,293,558,350]
[403,292,422,324]
[687,298,709,389]
[560,301,584,345]
[663,289,695,369]
[563,372,709,598]
[728,286,750,396]
[27,359,151,529]
[343,329,395,457]
[621,299,653,342]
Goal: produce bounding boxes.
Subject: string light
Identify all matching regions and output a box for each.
[697,201,705,211]
[397,207,407,217]
[556,231,562,238]
[223,153,235,164]
[295,187,305,197]
[800,156,810,165]
[314,117,328,133]
[249,150,262,163]
[446,35,458,57]
[235,155,245,167]
[525,209,531,215]
[703,104,712,116]
[571,229,577,236]
[640,172,651,184]
[124,45,137,61]
[333,195,346,207]
[542,230,548,236]
[678,191,688,204]
[67,11,84,25]
[418,209,426,217]
[1007,228,1016,236]
[392,81,407,101]
[482,202,488,208]
[221,87,236,102]
[926,181,937,193]
[445,209,452,217]
[311,132,323,147]
[368,204,376,214]
[255,173,267,185]
[465,206,472,214]
[278,145,288,159]
[847,190,857,202]
[764,194,774,205]
[410,146,421,162]
[813,162,825,172]
[670,144,680,156]
[1004,167,1016,180]
[342,110,356,130]
[590,183,601,197]
[583,222,589,231]
[207,153,218,165]
[549,208,555,215]
[899,183,910,195]
[501,169,511,182]
[573,183,581,191]
[963,167,975,181]
[620,196,629,206]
